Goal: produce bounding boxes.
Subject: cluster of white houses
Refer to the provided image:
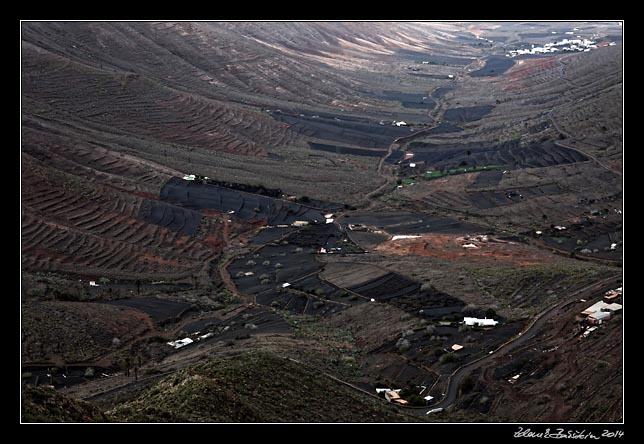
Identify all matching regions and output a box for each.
[507,38,598,57]
[576,287,622,326]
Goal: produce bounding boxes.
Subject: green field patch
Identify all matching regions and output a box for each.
[420,164,506,180]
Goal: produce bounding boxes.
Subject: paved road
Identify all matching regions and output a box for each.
[425,275,621,414]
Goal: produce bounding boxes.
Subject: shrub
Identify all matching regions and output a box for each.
[440,353,460,364]
[406,395,427,406]
[396,338,411,352]
[461,376,475,393]
[314,288,325,296]
[84,367,95,377]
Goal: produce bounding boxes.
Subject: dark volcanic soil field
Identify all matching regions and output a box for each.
[469,56,515,77]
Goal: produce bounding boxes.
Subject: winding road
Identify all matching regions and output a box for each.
[423,274,621,414]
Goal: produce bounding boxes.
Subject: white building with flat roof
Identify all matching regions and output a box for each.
[463,317,498,327]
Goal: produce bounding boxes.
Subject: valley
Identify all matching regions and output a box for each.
[20,20,622,424]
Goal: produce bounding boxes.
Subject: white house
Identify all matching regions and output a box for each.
[588,311,610,325]
[198,332,215,340]
[167,338,194,349]
[464,317,498,327]
[581,301,622,316]
[385,390,408,405]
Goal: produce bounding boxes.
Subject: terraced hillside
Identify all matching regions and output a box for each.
[391,40,622,262]
[20,21,496,287]
[21,152,228,281]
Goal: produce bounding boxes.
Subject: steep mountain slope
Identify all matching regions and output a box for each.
[20,21,482,286]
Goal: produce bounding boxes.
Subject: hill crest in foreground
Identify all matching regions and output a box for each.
[108,352,421,423]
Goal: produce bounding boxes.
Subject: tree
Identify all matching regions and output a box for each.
[406,395,426,406]
[440,353,459,364]
[461,376,475,393]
